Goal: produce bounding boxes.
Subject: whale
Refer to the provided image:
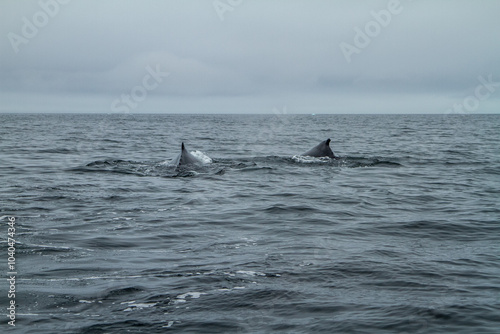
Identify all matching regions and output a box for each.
[302,138,335,158]
[175,142,203,167]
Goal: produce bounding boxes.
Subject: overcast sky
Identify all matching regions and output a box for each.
[1,0,499,114]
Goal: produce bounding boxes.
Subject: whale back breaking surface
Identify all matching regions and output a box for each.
[302,138,335,158]
[177,142,202,167]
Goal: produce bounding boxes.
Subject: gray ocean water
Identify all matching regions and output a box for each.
[1,113,499,333]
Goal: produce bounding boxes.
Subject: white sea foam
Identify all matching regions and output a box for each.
[236,270,266,277]
[292,155,332,163]
[79,300,93,304]
[163,321,175,328]
[174,291,207,304]
[191,150,212,163]
[177,292,205,299]
[122,301,157,311]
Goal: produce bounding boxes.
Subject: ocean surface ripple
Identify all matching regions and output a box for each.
[1,113,499,333]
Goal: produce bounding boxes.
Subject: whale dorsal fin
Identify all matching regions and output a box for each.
[301,138,335,158]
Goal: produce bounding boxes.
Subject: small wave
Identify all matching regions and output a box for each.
[369,219,500,241]
[25,244,74,254]
[344,157,403,168]
[173,170,200,177]
[121,300,158,311]
[79,236,139,249]
[292,155,333,164]
[102,286,144,299]
[74,159,173,177]
[263,204,320,214]
[289,155,401,168]
[85,159,133,167]
[36,148,74,154]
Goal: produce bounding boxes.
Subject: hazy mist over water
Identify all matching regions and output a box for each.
[1,113,499,333]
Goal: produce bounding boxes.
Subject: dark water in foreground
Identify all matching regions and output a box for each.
[1,113,499,333]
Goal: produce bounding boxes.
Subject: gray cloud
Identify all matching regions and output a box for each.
[1,0,499,113]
